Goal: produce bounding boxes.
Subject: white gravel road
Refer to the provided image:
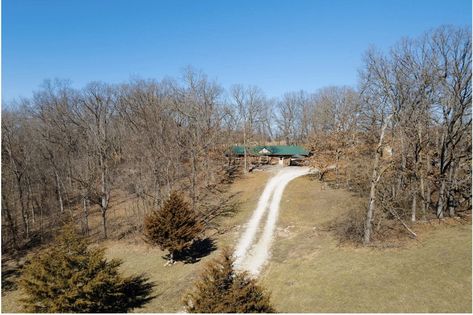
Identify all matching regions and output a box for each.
[233,166,311,276]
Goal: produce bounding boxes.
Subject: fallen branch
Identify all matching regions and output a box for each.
[387,208,417,239]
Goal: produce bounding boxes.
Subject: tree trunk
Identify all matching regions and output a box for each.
[437,178,446,219]
[101,209,108,239]
[153,172,160,208]
[166,161,172,201]
[67,154,74,191]
[33,194,44,242]
[411,192,417,222]
[426,154,432,214]
[100,153,109,239]
[243,128,248,174]
[190,147,197,211]
[363,114,392,245]
[2,193,18,250]
[397,135,406,193]
[39,202,43,242]
[364,177,377,245]
[335,149,340,189]
[27,177,35,225]
[54,170,64,214]
[205,149,211,187]
[436,132,447,219]
[420,175,426,220]
[83,195,89,236]
[448,162,456,217]
[16,175,29,239]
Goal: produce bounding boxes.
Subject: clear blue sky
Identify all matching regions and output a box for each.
[2,0,471,102]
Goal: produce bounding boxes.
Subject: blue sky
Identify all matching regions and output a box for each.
[2,0,471,102]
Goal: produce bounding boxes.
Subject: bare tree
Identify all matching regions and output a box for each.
[231,84,267,173]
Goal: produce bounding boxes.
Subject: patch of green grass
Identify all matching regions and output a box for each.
[260,175,472,313]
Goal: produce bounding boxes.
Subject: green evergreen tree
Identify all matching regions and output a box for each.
[144,191,204,261]
[184,248,275,313]
[18,225,154,313]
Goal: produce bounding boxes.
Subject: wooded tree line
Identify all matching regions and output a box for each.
[358,25,471,243]
[2,25,471,250]
[2,68,238,250]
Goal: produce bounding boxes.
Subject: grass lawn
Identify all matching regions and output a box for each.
[260,175,472,313]
[101,171,272,313]
[2,169,471,313]
[0,171,271,313]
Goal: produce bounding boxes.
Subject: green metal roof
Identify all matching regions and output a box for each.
[229,145,310,157]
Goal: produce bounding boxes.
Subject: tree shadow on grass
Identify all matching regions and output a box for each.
[162,238,217,264]
[1,264,21,293]
[1,254,23,293]
[113,274,157,312]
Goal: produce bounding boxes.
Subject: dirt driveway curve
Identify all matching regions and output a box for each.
[234,166,311,276]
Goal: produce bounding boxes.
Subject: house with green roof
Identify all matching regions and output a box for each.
[229,145,310,157]
[227,145,311,167]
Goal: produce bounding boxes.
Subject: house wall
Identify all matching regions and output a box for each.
[233,155,303,167]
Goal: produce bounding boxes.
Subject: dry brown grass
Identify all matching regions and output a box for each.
[259,175,472,313]
[1,171,271,313]
[105,171,273,313]
[2,169,471,313]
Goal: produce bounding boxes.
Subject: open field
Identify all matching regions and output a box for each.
[0,170,271,313]
[2,169,471,313]
[261,175,472,313]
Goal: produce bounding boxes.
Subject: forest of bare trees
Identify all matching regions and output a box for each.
[2,25,471,252]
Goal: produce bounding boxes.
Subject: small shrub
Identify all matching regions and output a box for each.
[184,248,275,313]
[330,206,366,244]
[18,225,154,313]
[144,191,205,261]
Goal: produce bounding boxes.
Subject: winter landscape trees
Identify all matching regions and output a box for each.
[2,25,471,249]
[357,25,471,243]
[1,24,471,312]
